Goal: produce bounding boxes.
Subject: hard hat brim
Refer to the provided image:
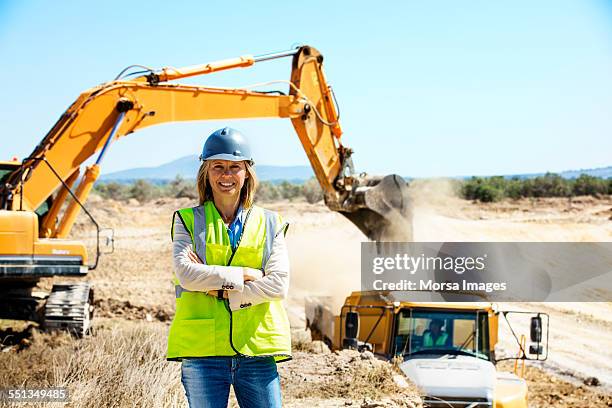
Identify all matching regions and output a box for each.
[201,153,254,165]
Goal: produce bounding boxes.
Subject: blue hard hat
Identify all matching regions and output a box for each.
[200,127,254,164]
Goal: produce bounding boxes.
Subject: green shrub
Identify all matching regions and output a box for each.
[572,174,608,197]
[462,177,502,202]
[460,173,609,202]
[255,182,280,202]
[302,178,323,204]
[129,179,155,202]
[529,173,571,197]
[94,182,129,200]
[505,177,523,199]
[168,175,197,199]
[476,184,503,202]
[278,181,302,200]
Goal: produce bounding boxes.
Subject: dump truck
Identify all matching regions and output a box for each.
[0,45,411,335]
[306,291,549,408]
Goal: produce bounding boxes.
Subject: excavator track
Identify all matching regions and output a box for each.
[43,282,94,337]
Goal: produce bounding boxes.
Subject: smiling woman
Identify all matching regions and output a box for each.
[197,159,258,214]
[168,127,291,408]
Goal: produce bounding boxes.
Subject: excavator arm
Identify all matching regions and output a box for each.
[1,45,411,242]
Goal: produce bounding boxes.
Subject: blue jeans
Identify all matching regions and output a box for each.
[181,356,282,408]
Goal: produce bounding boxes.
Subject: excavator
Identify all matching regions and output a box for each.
[0,45,411,335]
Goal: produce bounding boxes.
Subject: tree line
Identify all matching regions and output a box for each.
[94,173,611,204]
[93,176,324,204]
[461,173,612,202]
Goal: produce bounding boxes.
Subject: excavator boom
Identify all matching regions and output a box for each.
[1,45,411,243]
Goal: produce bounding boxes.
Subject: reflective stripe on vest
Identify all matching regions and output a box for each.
[167,201,291,362]
[262,208,288,270]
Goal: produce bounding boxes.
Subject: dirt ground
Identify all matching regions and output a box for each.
[0,323,422,408]
[1,186,611,407]
[497,361,612,408]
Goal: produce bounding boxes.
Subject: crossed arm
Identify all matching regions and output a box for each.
[172,216,290,311]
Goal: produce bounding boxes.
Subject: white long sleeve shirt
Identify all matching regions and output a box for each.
[172,215,290,311]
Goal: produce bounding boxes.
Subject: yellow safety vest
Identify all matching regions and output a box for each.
[166,201,291,362]
[423,331,448,347]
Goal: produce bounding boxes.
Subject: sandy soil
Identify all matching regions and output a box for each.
[1,187,611,407]
[497,361,612,408]
[496,302,612,392]
[84,191,612,402]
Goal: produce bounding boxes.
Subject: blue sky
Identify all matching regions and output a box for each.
[1,1,611,177]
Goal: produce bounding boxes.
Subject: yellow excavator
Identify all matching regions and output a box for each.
[0,45,411,335]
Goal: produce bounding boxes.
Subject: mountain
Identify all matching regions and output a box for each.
[101,156,611,183]
[100,155,313,183]
[486,166,612,180]
[551,166,611,179]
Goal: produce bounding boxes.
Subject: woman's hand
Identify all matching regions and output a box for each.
[243,267,263,282]
[206,290,228,299]
[187,250,203,264]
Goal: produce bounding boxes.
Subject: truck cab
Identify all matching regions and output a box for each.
[393,306,525,407]
[305,291,547,408]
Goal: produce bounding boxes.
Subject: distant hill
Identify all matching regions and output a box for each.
[464,166,612,180]
[443,166,612,181]
[100,155,313,184]
[101,156,611,183]
[529,166,611,179]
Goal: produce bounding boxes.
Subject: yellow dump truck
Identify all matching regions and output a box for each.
[305,291,549,408]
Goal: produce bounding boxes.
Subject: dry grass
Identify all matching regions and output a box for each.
[0,321,185,408]
[1,323,422,408]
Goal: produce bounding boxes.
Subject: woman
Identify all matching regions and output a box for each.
[167,127,291,408]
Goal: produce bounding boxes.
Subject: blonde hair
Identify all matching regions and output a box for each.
[196,161,258,208]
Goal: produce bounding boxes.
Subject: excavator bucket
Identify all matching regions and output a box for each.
[285,46,412,241]
[339,174,413,241]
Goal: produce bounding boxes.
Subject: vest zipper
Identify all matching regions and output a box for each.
[223,207,253,356]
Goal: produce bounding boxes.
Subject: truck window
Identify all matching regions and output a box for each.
[393,309,490,360]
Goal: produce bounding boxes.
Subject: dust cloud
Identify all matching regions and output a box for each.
[285,210,364,312]
[282,179,612,311]
[283,179,461,309]
[385,177,462,241]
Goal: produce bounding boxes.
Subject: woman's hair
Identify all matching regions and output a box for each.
[196,161,258,208]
